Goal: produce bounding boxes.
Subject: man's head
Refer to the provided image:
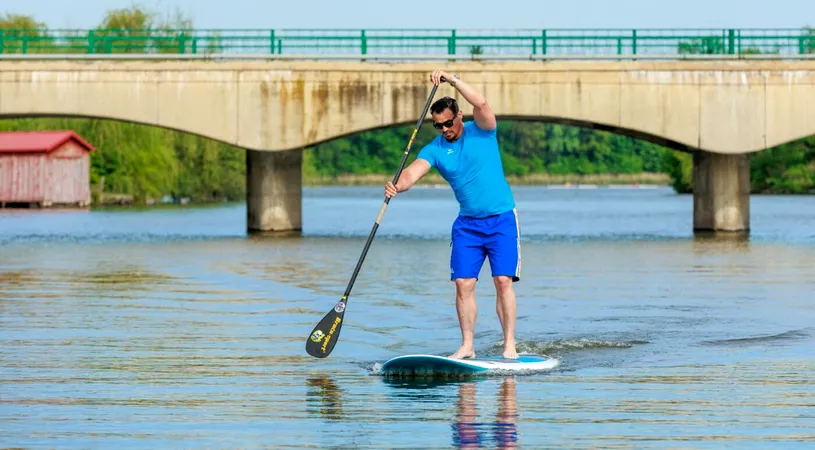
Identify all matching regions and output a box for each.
[430,96,463,142]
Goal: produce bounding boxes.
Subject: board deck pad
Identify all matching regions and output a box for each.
[379,354,558,377]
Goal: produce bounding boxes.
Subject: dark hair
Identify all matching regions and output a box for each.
[430,96,459,116]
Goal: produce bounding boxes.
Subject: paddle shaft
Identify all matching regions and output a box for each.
[305,79,442,358]
[341,82,441,299]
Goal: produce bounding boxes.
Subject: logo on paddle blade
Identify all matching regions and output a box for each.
[310,329,325,343]
[334,301,346,313]
[320,317,342,353]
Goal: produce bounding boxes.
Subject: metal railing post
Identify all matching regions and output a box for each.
[541,29,547,55]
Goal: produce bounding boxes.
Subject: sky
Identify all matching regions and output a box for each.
[6,0,815,30]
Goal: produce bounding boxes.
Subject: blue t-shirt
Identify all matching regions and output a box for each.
[417,121,515,218]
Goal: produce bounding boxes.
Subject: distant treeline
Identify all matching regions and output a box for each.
[307,120,672,180]
[1,8,814,202]
[0,118,246,203]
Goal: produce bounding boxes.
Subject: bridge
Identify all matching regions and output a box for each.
[2,28,814,235]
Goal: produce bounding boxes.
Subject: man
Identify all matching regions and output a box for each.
[384,69,521,360]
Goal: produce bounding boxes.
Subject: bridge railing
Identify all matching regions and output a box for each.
[1,28,813,58]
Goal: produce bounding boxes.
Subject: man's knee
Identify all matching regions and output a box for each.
[493,275,514,292]
[455,277,477,293]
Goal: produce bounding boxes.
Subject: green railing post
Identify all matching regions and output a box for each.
[532,36,537,54]
[270,30,275,54]
[178,32,186,53]
[632,29,637,54]
[360,29,367,55]
[449,29,456,55]
[192,39,198,54]
[87,30,94,54]
[0,30,4,54]
[736,29,741,54]
[617,37,622,55]
[728,29,735,54]
[22,35,28,54]
[541,30,547,55]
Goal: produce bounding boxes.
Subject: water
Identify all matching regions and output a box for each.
[2,186,814,448]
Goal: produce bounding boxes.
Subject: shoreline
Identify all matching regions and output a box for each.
[302,172,673,187]
[8,171,812,210]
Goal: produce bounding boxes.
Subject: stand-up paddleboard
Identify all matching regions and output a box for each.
[380,354,558,377]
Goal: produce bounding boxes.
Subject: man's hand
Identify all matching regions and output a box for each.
[384,181,399,198]
[428,69,495,131]
[384,159,431,198]
[430,69,452,86]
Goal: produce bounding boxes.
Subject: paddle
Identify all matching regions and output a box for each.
[305,80,442,358]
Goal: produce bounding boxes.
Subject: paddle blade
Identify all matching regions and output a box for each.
[305,298,347,358]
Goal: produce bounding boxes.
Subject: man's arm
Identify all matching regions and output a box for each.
[430,69,496,131]
[384,158,431,198]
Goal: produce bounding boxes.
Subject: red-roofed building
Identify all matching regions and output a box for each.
[0,130,95,208]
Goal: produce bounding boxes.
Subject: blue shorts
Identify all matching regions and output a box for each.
[450,208,521,282]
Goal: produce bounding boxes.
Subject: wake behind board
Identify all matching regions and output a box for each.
[380,354,558,377]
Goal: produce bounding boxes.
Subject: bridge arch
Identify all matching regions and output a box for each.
[301,114,699,155]
[0,113,240,148]
[4,59,814,233]
[3,60,815,154]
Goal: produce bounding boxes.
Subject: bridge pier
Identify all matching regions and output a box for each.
[246,149,302,233]
[693,152,750,234]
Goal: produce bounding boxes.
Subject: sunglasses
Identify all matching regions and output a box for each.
[433,119,455,130]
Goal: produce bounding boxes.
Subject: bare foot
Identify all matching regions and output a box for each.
[502,341,518,359]
[449,345,475,359]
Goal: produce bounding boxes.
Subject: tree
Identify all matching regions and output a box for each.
[93,4,193,53]
[660,151,693,193]
[0,13,53,53]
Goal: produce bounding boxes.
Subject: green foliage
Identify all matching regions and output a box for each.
[678,36,726,55]
[661,151,694,193]
[676,27,813,56]
[4,112,814,202]
[307,120,675,180]
[0,117,245,203]
[0,4,202,55]
[94,4,194,54]
[0,13,54,54]
[0,13,45,32]
[750,136,815,193]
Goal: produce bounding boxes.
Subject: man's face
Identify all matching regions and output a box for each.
[432,108,463,142]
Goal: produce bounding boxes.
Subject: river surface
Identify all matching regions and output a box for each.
[1,186,814,448]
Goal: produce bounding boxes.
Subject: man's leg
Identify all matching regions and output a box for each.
[486,209,521,359]
[450,277,478,359]
[493,275,518,359]
[450,216,486,359]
